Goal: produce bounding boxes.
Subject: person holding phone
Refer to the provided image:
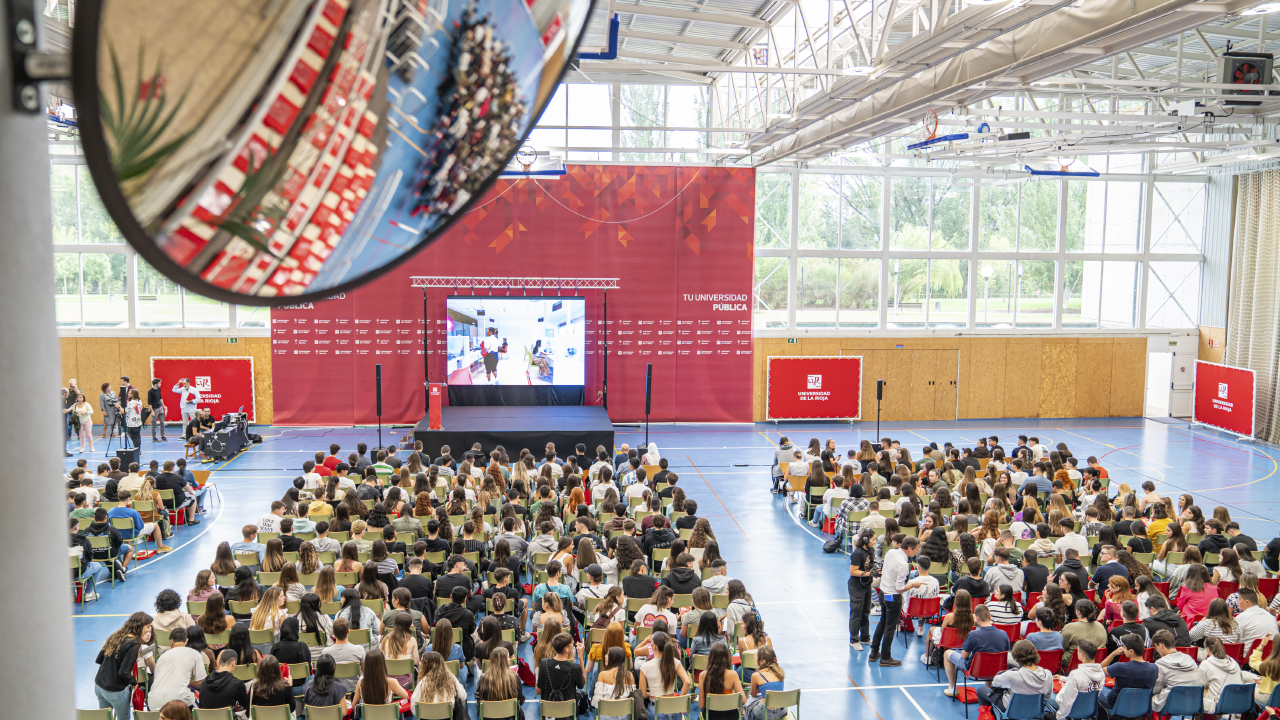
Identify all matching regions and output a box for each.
[148,378,168,442]
[172,378,201,428]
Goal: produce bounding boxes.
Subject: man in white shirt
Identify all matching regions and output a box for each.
[1054,519,1090,560]
[870,535,918,667]
[1234,589,1279,646]
[902,555,942,635]
[576,564,616,623]
[1029,436,1046,462]
[147,626,207,709]
[257,500,285,534]
[1065,457,1083,483]
[301,460,324,490]
[172,378,201,427]
[333,464,358,493]
[589,449,612,483]
[787,451,808,478]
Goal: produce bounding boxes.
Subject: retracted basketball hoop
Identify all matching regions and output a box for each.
[922,109,939,141]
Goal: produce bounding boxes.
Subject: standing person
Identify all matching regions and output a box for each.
[95,612,153,720]
[99,382,121,441]
[848,529,875,651]
[871,535,919,666]
[124,389,144,449]
[148,378,168,442]
[172,378,201,428]
[72,392,95,452]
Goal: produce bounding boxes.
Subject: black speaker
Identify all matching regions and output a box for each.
[376,364,383,416]
[644,363,653,415]
[116,447,140,467]
[877,379,884,400]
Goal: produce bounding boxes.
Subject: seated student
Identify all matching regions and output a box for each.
[320,617,366,695]
[199,649,252,712]
[662,553,702,595]
[901,555,941,635]
[943,605,1011,697]
[702,559,731,595]
[1099,634,1157,713]
[1106,600,1149,653]
[108,491,172,556]
[147,625,208,709]
[986,584,1024,627]
[1142,595,1192,647]
[1062,599,1107,659]
[1149,629,1204,712]
[398,557,433,600]
[1022,549,1050,595]
[1024,607,1064,651]
[230,524,266,568]
[437,587,478,667]
[1054,640,1106,720]
[949,557,991,608]
[810,475,848,529]
[1200,636,1251,714]
[984,547,1025,595]
[622,559,659,604]
[977,639,1054,712]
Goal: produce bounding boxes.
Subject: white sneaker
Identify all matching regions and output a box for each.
[851,641,864,651]
[916,625,925,636]
[870,605,881,615]
[83,591,99,602]
[943,687,957,698]
[920,654,929,665]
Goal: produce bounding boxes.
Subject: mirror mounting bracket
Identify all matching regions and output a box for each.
[7,0,69,113]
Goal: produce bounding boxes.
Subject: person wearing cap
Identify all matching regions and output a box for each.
[576,564,615,623]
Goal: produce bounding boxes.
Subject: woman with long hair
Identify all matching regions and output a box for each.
[425,617,465,663]
[210,542,238,578]
[1101,576,1136,624]
[189,569,218,602]
[699,541,724,572]
[197,593,229,649]
[249,586,287,635]
[274,564,304,602]
[225,624,262,666]
[1133,575,1168,620]
[312,566,339,603]
[353,648,410,707]
[1189,598,1241,645]
[380,611,418,688]
[476,647,524,719]
[1213,547,1245,585]
[246,656,294,707]
[335,587,381,646]
[1177,564,1219,622]
[1182,505,1207,536]
[639,631,690,720]
[614,535,646,574]
[334,542,364,585]
[688,518,717,549]
[475,615,515,662]
[303,655,350,713]
[585,620,632,674]
[744,646,788,720]
[412,650,466,708]
[698,642,744,720]
[591,646,638,719]
[260,538,286,574]
[738,612,770,652]
[95,612,152,717]
[986,584,1023,626]
[925,588,974,662]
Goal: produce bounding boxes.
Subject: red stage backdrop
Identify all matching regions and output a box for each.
[271,166,756,425]
[151,357,257,423]
[767,356,863,420]
[1194,360,1256,437]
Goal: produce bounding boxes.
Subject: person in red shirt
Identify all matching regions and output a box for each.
[323,443,342,471]
[312,452,332,477]
[1087,456,1109,479]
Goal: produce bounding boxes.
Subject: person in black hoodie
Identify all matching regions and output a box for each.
[1106,600,1149,652]
[95,612,151,717]
[1051,548,1091,592]
[199,649,252,712]
[1141,595,1192,647]
[674,500,700,532]
[662,553,702,594]
[641,515,677,560]
[83,508,127,581]
[1198,520,1232,563]
[436,586,477,664]
[1021,549,1050,595]
[437,555,484,615]
[268,617,313,689]
[621,559,660,604]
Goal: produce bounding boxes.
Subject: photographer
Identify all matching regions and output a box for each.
[147,378,168,442]
[124,390,144,449]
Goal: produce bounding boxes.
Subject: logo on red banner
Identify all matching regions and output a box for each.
[1193,360,1255,438]
[151,357,257,423]
[767,356,862,420]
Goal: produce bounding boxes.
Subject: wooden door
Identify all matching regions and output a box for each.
[910,350,938,421]
[842,349,911,421]
[934,350,959,420]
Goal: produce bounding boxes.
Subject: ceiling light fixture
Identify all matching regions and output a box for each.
[843,65,876,75]
[1242,3,1280,15]
[767,113,793,120]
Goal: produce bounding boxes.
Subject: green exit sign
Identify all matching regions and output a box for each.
[226,338,238,344]
[787,338,798,344]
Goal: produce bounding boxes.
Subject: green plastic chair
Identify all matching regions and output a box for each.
[478,698,519,720]
[304,707,343,720]
[77,711,112,720]
[415,703,452,720]
[541,699,577,720]
[655,695,692,719]
[598,698,635,719]
[250,706,292,720]
[703,692,743,720]
[361,704,400,720]
[765,688,801,720]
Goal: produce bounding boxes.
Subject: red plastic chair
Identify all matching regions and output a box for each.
[1259,578,1279,602]
[1095,648,1110,663]
[994,623,1022,644]
[1038,648,1064,674]
[1025,592,1042,610]
[1218,581,1240,600]
[934,626,968,681]
[1024,621,1040,636]
[1085,589,1096,603]
[1223,642,1246,665]
[1175,646,1197,660]
[902,596,942,631]
[1143,647,1156,662]
[1254,637,1274,667]
[958,651,1007,719]
[1154,581,1171,596]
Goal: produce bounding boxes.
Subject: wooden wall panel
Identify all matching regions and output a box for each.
[57,336,274,423]
[60,337,77,391]
[964,338,1007,418]
[1109,338,1147,416]
[1003,339,1043,417]
[1198,325,1225,364]
[76,338,121,401]
[911,350,938,421]
[1075,339,1114,417]
[1039,339,1079,418]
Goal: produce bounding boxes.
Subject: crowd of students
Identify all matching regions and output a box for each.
[85,441,791,720]
[773,432,1280,718]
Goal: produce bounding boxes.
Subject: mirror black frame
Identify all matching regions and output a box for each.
[70,0,596,306]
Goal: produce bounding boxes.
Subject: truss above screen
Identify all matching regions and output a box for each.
[410,277,621,290]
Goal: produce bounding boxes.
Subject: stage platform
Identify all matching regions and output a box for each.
[413,406,614,458]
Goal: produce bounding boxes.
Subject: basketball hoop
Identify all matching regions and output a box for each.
[922,109,939,141]
[1056,156,1076,173]
[516,145,537,172]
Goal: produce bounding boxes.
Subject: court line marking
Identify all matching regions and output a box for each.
[901,685,934,720]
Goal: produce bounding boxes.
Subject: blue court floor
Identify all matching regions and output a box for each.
[66,417,1280,719]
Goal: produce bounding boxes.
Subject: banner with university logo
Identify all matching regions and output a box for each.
[150,357,257,423]
[766,356,863,420]
[1193,360,1256,438]
[270,166,756,425]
